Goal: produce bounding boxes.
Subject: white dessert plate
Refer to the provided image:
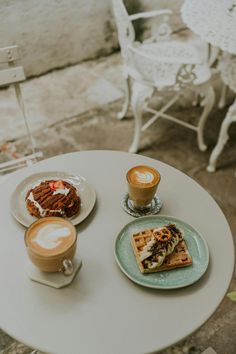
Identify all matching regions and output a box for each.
[10,171,96,227]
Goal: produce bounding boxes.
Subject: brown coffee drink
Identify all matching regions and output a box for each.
[25,217,77,273]
[126,165,161,209]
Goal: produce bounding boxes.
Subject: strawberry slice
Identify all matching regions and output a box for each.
[49,182,56,191]
[54,180,65,189]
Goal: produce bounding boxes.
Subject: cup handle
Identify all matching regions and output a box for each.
[60,259,74,276]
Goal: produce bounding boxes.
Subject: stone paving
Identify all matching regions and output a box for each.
[0,53,235,354]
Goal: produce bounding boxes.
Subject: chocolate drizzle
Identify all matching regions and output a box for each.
[25,180,81,218]
[143,224,183,269]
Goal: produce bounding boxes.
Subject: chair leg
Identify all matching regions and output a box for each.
[14,83,37,158]
[0,83,42,174]
[197,84,215,151]
[192,91,200,106]
[129,82,154,153]
[218,83,228,109]
[117,76,131,120]
[207,98,236,172]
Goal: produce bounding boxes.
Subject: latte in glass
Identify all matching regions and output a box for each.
[126,165,161,209]
[25,217,77,273]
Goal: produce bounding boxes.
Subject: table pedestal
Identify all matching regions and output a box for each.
[207,55,236,172]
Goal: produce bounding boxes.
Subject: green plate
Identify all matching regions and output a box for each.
[114,215,209,289]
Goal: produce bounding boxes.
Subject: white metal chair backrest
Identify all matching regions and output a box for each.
[0,45,25,85]
[112,0,174,59]
[112,0,135,60]
[112,0,190,88]
[0,45,42,174]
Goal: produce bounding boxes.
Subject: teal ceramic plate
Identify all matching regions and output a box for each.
[114,215,209,289]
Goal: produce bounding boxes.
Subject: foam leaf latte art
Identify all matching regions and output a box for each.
[135,171,154,184]
[32,223,71,249]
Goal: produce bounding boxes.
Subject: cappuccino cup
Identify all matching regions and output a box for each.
[25,217,77,275]
[126,165,161,209]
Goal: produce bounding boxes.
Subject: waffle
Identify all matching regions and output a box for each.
[25,179,81,218]
[131,224,192,274]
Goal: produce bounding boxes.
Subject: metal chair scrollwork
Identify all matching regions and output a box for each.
[112,0,215,153]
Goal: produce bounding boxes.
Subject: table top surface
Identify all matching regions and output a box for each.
[181,0,236,54]
[0,150,234,354]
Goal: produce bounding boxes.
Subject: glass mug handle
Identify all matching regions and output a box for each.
[60,259,74,276]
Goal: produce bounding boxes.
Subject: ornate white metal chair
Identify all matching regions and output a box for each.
[0,45,42,175]
[112,0,215,153]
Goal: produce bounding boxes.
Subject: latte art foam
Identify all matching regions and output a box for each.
[32,224,71,250]
[127,165,160,187]
[25,217,76,257]
[135,171,154,184]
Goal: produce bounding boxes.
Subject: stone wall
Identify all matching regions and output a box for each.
[0,0,117,77]
[0,0,183,77]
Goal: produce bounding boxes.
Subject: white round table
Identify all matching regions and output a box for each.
[181,0,236,54]
[0,151,234,354]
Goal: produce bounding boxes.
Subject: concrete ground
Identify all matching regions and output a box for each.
[0,53,235,354]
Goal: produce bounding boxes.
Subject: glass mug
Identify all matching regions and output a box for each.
[25,217,77,275]
[126,165,161,210]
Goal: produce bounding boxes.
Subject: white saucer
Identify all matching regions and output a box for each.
[121,193,162,217]
[26,254,82,289]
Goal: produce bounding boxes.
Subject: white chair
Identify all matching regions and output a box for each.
[0,45,42,175]
[112,0,215,153]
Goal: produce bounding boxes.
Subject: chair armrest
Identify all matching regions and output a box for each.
[129,9,173,21]
[128,44,203,65]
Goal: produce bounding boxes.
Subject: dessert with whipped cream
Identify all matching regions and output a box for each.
[131,224,192,273]
[25,179,81,218]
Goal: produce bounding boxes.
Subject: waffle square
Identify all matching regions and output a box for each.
[131,226,192,274]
